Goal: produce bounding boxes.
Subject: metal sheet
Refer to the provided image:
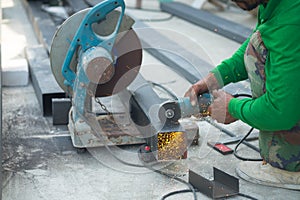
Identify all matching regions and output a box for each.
[189,168,239,199]
[23,0,57,52]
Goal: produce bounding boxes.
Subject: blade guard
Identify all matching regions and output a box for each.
[62,0,125,88]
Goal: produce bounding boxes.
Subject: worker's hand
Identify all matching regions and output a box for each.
[184,73,220,106]
[208,90,237,124]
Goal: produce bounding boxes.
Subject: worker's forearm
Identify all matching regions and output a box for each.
[211,38,250,86]
[229,91,300,131]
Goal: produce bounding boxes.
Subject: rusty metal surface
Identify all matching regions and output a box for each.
[68,108,146,148]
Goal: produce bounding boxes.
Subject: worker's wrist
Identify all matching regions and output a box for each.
[228,97,253,120]
[204,72,221,92]
[228,98,241,119]
[211,64,233,87]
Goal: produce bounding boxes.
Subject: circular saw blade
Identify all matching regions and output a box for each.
[50,9,142,97]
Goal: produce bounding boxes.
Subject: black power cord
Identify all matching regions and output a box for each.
[232,93,263,162]
[233,127,262,161]
[232,93,253,98]
[238,193,259,200]
[157,175,197,200]
[161,189,199,200]
[162,190,259,200]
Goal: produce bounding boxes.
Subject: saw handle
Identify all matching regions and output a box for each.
[62,0,125,88]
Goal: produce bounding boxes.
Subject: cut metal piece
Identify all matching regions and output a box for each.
[189,168,239,199]
[50,9,142,96]
[52,98,72,125]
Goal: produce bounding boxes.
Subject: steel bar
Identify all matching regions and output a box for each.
[160,2,252,44]
[52,98,72,125]
[22,0,57,52]
[25,45,66,116]
[0,5,2,197]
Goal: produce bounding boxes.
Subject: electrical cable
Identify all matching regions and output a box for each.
[238,193,259,200]
[156,172,198,200]
[233,93,252,98]
[231,93,263,161]
[160,189,199,200]
[162,191,259,200]
[233,127,263,161]
[103,145,146,167]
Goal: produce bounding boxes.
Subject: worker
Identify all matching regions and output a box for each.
[185,0,300,190]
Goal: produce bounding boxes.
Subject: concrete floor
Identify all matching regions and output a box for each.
[1,0,300,199]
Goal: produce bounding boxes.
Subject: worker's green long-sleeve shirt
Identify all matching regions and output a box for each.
[212,0,300,131]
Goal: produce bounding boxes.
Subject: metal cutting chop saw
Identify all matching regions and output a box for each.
[50,0,208,161]
[50,0,145,149]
